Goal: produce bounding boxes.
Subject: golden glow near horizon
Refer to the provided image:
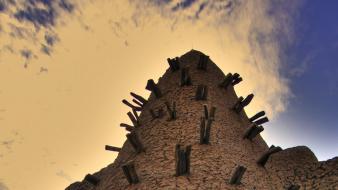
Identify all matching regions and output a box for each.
[0,1,298,189]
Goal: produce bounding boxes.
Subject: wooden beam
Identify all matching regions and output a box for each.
[219,73,233,88]
[105,145,121,152]
[233,94,254,113]
[241,94,254,108]
[127,111,139,127]
[146,79,162,98]
[231,73,242,86]
[122,163,139,184]
[132,109,139,123]
[122,99,142,111]
[180,68,192,86]
[199,117,206,144]
[243,124,264,140]
[203,105,216,120]
[200,117,212,144]
[249,111,266,122]
[195,85,208,100]
[203,105,209,119]
[229,165,246,185]
[232,78,242,86]
[197,54,209,70]
[288,184,300,190]
[232,73,240,81]
[132,99,143,107]
[167,57,180,72]
[254,117,269,125]
[204,119,212,144]
[126,132,144,153]
[257,146,282,166]
[120,123,134,132]
[165,101,177,120]
[175,144,191,176]
[130,92,148,105]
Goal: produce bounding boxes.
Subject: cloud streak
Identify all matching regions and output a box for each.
[125,0,300,117]
[0,0,76,66]
[56,170,73,182]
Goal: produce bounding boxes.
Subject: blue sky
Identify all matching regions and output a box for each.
[267,0,338,160]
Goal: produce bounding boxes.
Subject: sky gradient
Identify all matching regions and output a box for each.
[0,0,337,189]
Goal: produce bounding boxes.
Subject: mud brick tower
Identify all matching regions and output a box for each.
[67,50,338,190]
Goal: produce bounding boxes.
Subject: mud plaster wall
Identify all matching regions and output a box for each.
[66,50,338,190]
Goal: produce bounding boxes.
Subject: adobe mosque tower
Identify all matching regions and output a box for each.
[66,50,338,190]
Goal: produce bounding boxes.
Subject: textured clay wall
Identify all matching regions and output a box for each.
[66,50,338,190]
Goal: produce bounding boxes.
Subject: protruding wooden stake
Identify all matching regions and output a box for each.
[229,165,246,185]
[200,117,206,144]
[231,73,242,86]
[126,132,144,153]
[165,101,177,120]
[241,94,254,107]
[254,117,269,125]
[122,99,142,111]
[130,92,148,105]
[180,68,192,86]
[233,94,254,113]
[200,117,212,144]
[105,145,121,152]
[219,73,233,88]
[203,105,209,119]
[288,184,300,190]
[243,124,264,140]
[146,79,162,98]
[167,57,180,72]
[195,85,208,100]
[257,146,282,167]
[84,174,100,186]
[127,111,139,127]
[132,109,139,123]
[232,73,240,80]
[122,163,139,184]
[203,104,216,120]
[120,123,134,132]
[175,145,191,176]
[220,73,242,88]
[197,54,209,70]
[132,99,143,107]
[249,111,266,122]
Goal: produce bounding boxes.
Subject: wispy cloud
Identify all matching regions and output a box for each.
[0,0,76,66]
[1,140,14,152]
[56,170,73,182]
[125,0,301,117]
